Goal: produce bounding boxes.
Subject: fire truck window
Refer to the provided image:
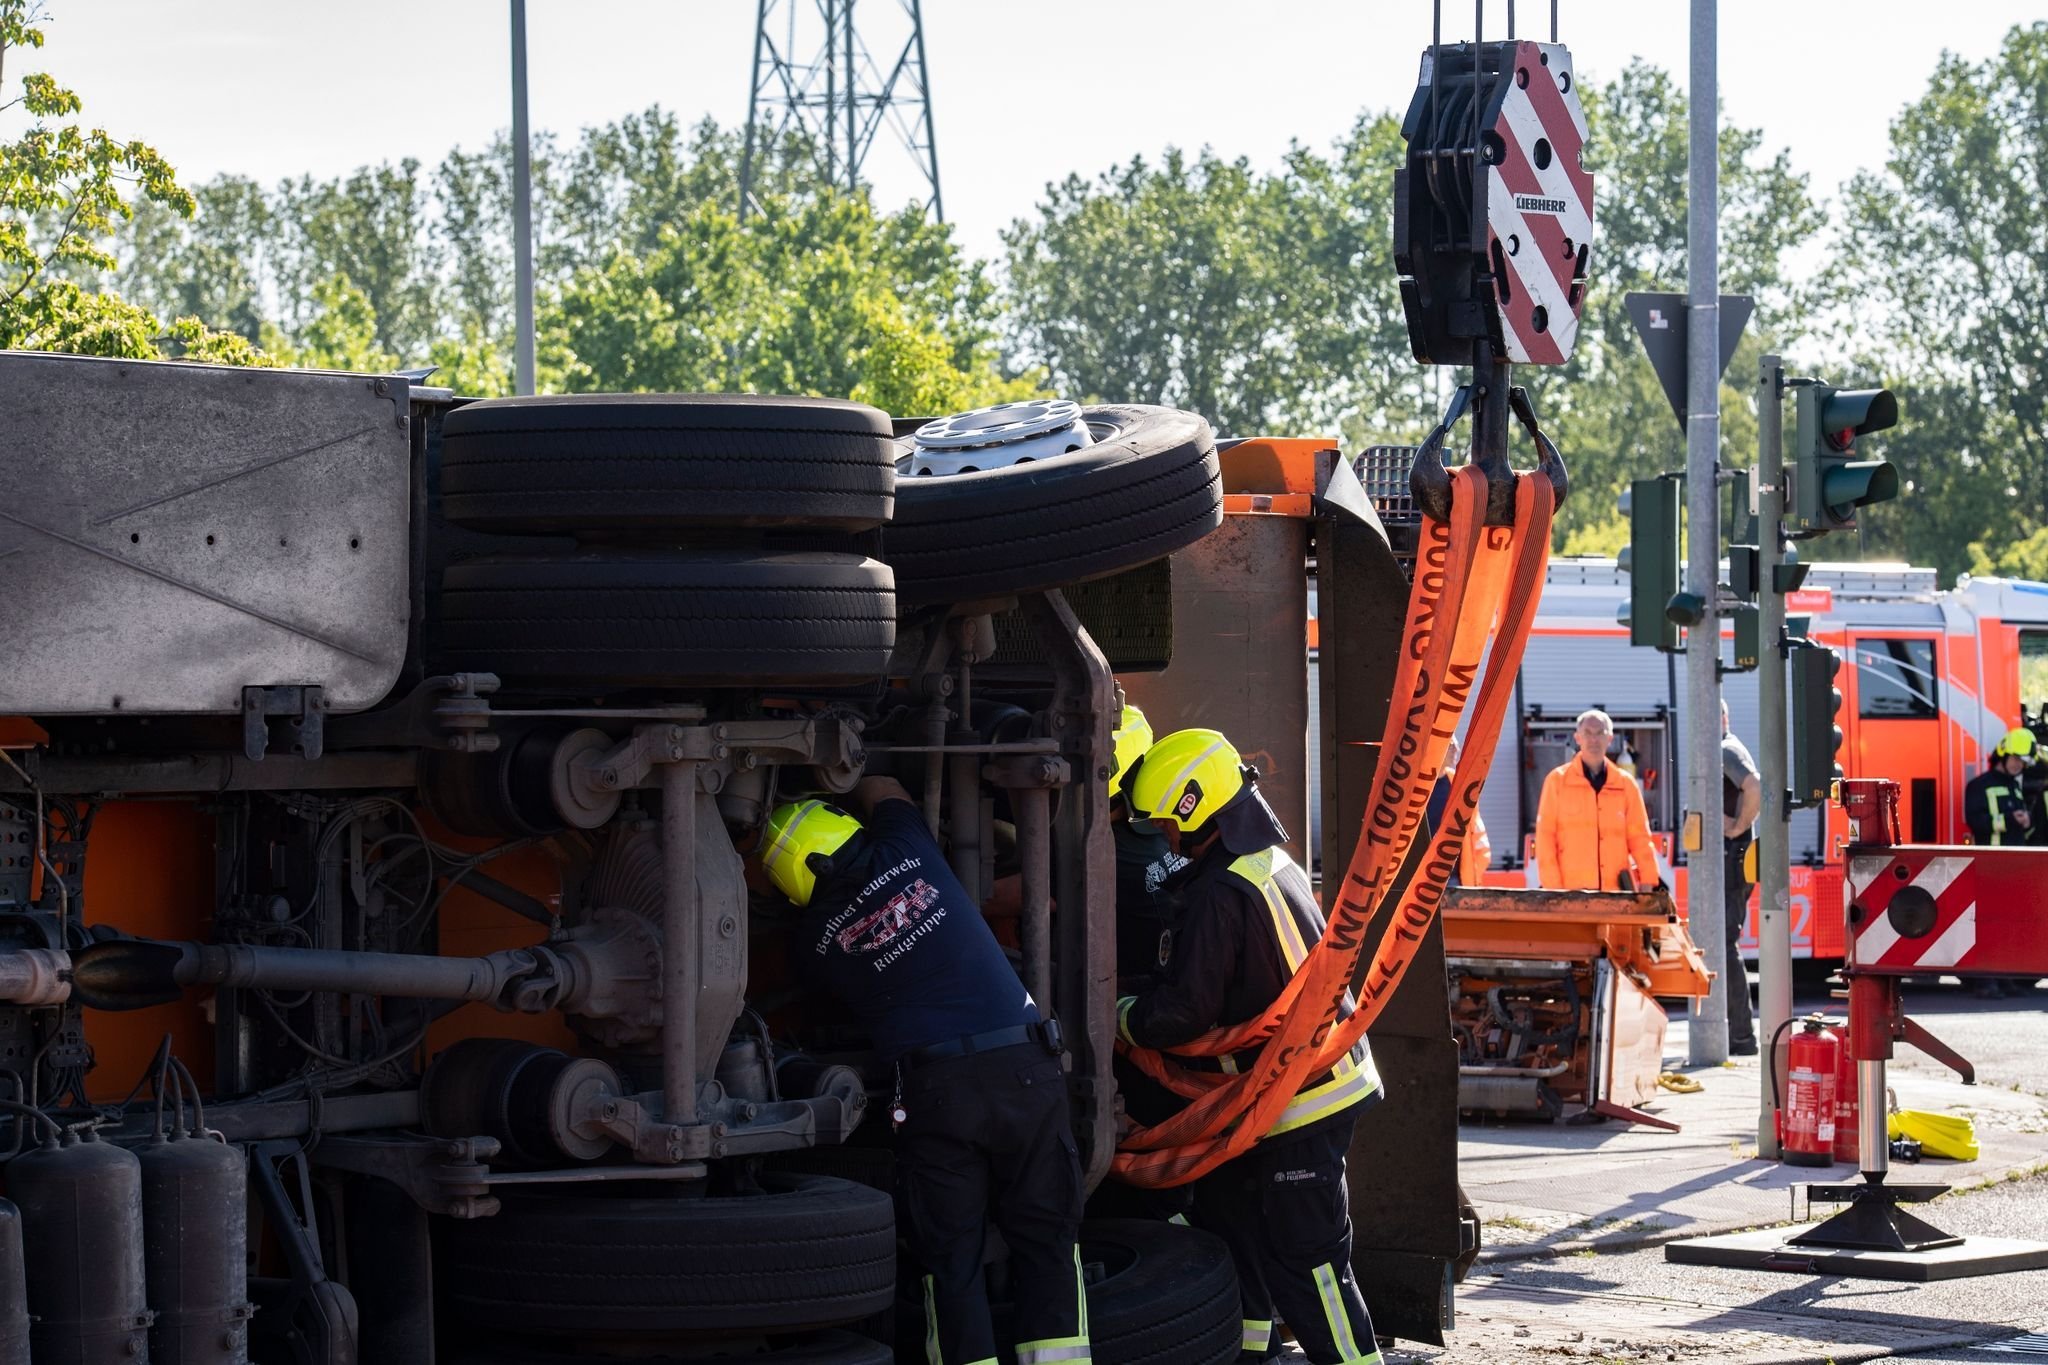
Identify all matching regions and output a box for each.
[1855,638,1938,719]
[2022,631,2048,706]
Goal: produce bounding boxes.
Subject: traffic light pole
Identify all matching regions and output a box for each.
[1685,0,1728,1068]
[1757,354,1792,1155]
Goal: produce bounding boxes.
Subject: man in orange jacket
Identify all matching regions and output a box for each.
[1535,709,1664,892]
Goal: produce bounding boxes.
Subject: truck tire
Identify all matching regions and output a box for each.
[451,1329,892,1363]
[432,550,895,687]
[886,405,1221,605]
[441,393,898,534]
[892,1218,1239,1365]
[443,1172,895,1336]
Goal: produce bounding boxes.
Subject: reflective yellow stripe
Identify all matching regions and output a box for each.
[1229,849,1309,968]
[1313,1262,1367,1361]
[1268,1053,1380,1136]
[923,1274,940,1365]
[1243,1318,1274,1353]
[1015,1340,1091,1364]
[1074,1244,1090,1341]
[760,799,825,876]
[1116,996,1137,1044]
[1155,736,1233,823]
[1225,848,1380,1137]
[1168,1212,1190,1226]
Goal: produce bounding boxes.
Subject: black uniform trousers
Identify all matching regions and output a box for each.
[1725,831,1757,1051]
[897,1043,1089,1365]
[1192,1112,1380,1365]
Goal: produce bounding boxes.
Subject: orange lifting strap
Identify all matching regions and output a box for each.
[1113,466,1555,1187]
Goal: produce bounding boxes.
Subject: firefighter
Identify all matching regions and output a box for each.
[1111,704,1186,982]
[1101,703,1197,1222]
[1117,729,1385,1365]
[1964,727,2044,848]
[757,779,1089,1365]
[1721,702,1763,1055]
[1962,728,2046,997]
[1534,708,1665,894]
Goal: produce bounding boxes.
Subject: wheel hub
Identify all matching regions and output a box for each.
[904,399,1094,475]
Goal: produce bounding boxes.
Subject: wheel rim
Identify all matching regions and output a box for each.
[902,399,1105,475]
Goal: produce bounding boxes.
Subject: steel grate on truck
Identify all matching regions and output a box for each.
[1356,445,1421,576]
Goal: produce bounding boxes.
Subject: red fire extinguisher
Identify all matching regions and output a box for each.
[1826,1018,1858,1164]
[1771,1016,1839,1166]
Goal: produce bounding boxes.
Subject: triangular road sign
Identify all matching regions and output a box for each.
[1627,292,1755,436]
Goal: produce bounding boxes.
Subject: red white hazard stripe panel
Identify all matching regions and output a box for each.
[1845,847,2048,976]
[1485,41,1594,365]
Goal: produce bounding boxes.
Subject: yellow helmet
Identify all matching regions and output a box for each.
[757,799,863,907]
[1110,704,1153,794]
[1996,727,2038,759]
[1128,728,1247,833]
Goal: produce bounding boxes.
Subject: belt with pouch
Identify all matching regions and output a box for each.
[899,1019,1063,1071]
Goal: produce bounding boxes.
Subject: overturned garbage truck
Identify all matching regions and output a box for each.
[0,353,1462,1365]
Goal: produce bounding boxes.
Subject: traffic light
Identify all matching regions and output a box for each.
[1790,640,1845,805]
[1728,467,1759,546]
[1619,476,1681,651]
[1728,545,1760,601]
[1792,384,1900,533]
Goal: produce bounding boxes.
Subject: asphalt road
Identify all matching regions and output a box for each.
[1402,980,2048,1363]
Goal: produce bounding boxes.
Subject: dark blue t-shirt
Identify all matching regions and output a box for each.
[799,799,1037,1062]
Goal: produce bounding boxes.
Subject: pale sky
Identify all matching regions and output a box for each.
[15,1,2046,265]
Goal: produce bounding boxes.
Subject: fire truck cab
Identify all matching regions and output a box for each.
[1463,559,2048,963]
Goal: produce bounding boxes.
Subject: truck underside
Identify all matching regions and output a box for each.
[0,353,1460,1364]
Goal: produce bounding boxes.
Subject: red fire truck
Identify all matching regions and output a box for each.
[1453,559,2048,962]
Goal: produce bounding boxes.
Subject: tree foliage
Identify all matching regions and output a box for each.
[1522,62,1822,553]
[1838,22,2048,582]
[0,0,254,360]
[1001,121,1419,442]
[111,105,1033,411]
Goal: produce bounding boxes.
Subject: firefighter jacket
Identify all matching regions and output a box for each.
[1534,758,1662,892]
[1963,766,2045,846]
[1118,844,1381,1139]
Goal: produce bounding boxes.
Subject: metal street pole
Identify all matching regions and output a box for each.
[1686,0,1728,1068]
[511,0,537,396]
[1757,354,1793,1154]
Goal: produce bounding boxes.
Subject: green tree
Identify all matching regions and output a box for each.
[273,160,438,363]
[549,183,1034,412]
[1838,22,2048,581]
[1002,137,1416,439]
[260,274,397,373]
[0,0,255,360]
[1489,62,1820,552]
[117,175,272,342]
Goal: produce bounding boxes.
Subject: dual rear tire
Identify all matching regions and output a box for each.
[430,395,1220,688]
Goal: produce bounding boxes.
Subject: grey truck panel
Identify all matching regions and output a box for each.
[0,353,411,715]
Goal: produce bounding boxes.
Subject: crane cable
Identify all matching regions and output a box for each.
[1112,465,1554,1187]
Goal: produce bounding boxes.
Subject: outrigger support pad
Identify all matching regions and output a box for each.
[1786,1174,1962,1255]
[1410,351,1569,527]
